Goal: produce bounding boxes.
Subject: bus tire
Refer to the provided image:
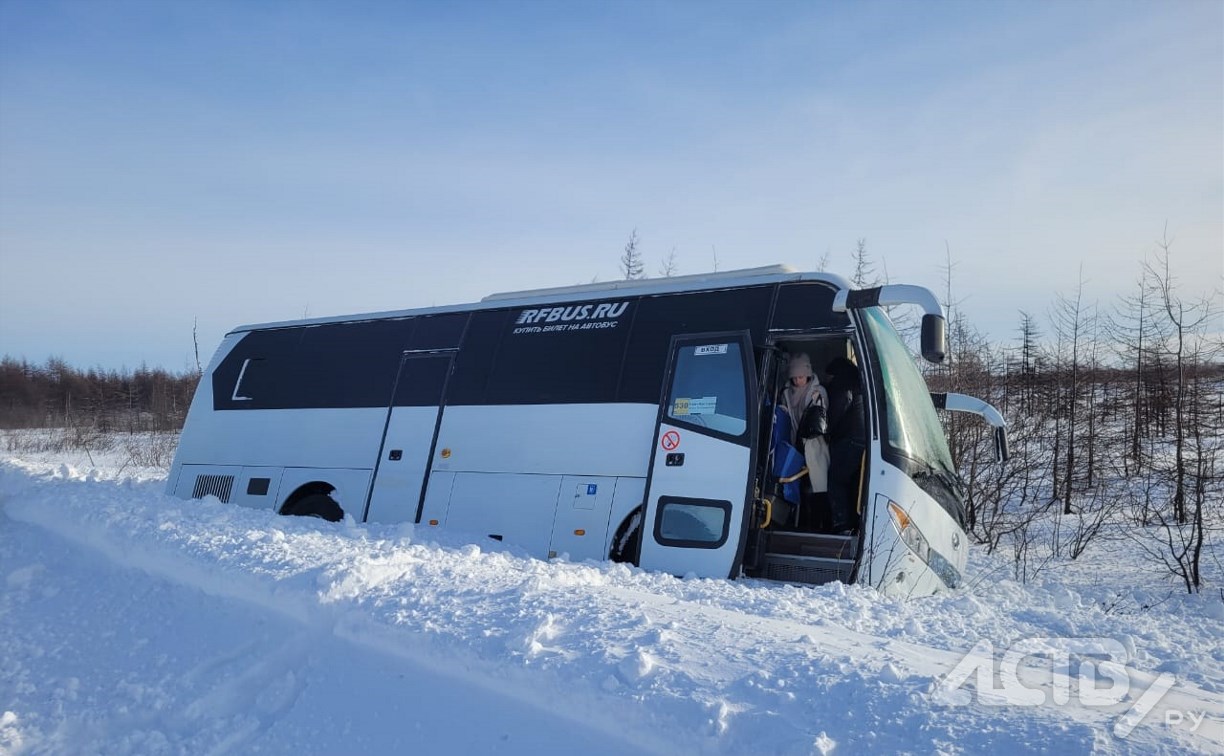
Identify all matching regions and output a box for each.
[281,493,343,522]
[610,506,643,564]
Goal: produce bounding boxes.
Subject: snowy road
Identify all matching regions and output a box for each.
[2,458,1221,754]
[1,513,658,756]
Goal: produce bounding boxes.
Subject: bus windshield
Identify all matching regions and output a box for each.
[859,307,964,519]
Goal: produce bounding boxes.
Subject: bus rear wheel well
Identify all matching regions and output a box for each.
[280,482,343,521]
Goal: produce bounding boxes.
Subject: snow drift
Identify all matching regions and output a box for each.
[1,450,1220,754]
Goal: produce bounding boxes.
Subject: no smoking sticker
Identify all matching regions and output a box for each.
[661,430,681,451]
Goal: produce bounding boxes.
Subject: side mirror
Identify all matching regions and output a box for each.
[921,314,947,364]
[933,391,1009,464]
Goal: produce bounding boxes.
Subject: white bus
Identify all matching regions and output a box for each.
[168,265,1006,597]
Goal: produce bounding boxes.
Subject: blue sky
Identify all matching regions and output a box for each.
[1,0,1220,370]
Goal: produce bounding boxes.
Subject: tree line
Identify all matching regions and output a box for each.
[0,357,201,432]
[923,235,1221,594]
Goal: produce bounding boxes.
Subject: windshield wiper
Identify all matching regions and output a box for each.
[909,461,964,501]
[933,467,967,498]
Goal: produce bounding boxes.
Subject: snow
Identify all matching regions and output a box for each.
[1,439,1221,755]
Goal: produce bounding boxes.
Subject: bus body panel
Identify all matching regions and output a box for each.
[428,404,657,478]
[365,405,446,523]
[184,408,387,469]
[414,468,646,567]
[548,475,621,562]
[173,464,286,513]
[170,405,385,515]
[417,471,627,563]
[172,463,242,501]
[442,472,564,558]
[419,471,456,527]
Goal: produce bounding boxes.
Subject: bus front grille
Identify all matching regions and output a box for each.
[191,474,235,503]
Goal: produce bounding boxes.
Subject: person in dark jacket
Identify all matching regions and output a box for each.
[824,356,866,534]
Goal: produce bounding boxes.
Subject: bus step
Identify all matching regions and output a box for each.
[765,531,858,560]
[759,554,855,586]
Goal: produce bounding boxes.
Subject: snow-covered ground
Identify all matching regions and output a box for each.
[1,435,1221,755]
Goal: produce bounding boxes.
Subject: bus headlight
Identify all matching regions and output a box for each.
[888,501,930,563]
[886,500,961,588]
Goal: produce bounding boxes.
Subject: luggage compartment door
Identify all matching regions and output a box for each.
[637,333,758,578]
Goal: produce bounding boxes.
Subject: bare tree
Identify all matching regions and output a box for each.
[1049,269,1093,516]
[620,229,644,280]
[658,247,679,277]
[1108,268,1162,476]
[1142,230,1215,524]
[1016,311,1042,416]
[1131,487,1210,594]
[1083,304,1103,489]
[850,238,878,288]
[1129,228,1219,591]
[192,318,203,376]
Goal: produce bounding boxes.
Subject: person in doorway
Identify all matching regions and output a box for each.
[782,353,830,531]
[824,356,866,535]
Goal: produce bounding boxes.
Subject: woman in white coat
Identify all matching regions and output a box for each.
[782,353,830,531]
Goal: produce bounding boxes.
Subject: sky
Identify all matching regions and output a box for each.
[0,0,1221,371]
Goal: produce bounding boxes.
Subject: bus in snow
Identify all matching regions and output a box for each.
[168,265,1007,597]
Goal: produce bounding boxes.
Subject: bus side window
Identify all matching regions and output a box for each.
[231,358,258,401]
[665,343,747,437]
[446,310,509,405]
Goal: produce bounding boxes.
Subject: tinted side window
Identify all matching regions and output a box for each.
[296,320,413,407]
[392,353,453,407]
[619,287,773,404]
[446,310,509,405]
[771,281,849,332]
[213,319,414,409]
[408,312,467,350]
[665,342,748,437]
[484,300,634,405]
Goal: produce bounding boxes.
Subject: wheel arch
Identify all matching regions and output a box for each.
[608,505,644,564]
[279,481,338,516]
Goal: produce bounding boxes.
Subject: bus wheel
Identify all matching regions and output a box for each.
[610,506,643,564]
[281,493,343,522]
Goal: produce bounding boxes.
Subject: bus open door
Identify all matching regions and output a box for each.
[636,333,759,579]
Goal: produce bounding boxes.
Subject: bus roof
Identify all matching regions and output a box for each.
[230,265,852,334]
